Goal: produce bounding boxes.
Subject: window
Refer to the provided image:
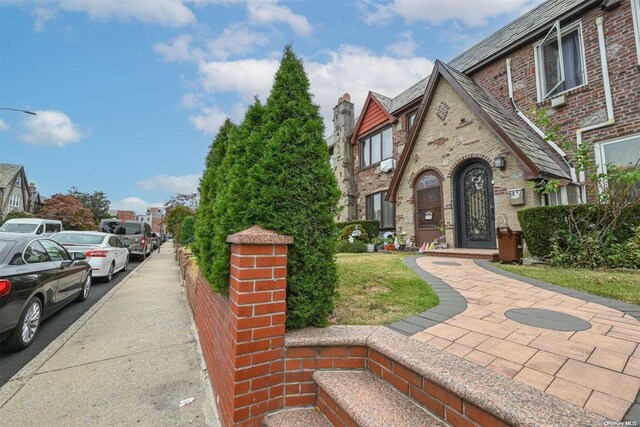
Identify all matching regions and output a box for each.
[366,191,395,229]
[535,21,586,100]
[329,147,335,169]
[40,239,70,261]
[633,0,640,64]
[45,223,61,233]
[23,241,50,264]
[16,177,22,187]
[9,194,21,207]
[361,127,393,168]
[595,134,640,192]
[407,111,417,132]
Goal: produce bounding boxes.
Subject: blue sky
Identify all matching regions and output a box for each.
[0,0,542,214]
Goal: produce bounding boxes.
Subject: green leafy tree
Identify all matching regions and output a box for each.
[67,187,111,224]
[165,193,199,211]
[166,205,194,242]
[1,210,35,225]
[194,119,237,277]
[180,216,196,245]
[39,194,95,230]
[247,46,341,328]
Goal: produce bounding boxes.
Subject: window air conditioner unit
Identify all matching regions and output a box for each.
[380,158,395,173]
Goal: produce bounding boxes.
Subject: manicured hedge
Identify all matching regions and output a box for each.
[336,240,367,253]
[518,204,640,258]
[338,224,369,242]
[336,220,380,239]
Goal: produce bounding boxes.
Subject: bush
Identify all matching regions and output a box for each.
[338,224,369,242]
[180,216,195,245]
[1,210,35,225]
[518,204,640,259]
[336,220,379,239]
[336,240,367,253]
[166,205,194,243]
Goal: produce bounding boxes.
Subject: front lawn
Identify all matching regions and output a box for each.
[333,253,439,325]
[496,264,640,305]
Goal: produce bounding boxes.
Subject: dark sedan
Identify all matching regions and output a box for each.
[0,233,92,352]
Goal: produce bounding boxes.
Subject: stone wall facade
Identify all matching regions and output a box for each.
[395,80,541,247]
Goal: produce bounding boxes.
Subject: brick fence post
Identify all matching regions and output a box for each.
[226,225,293,426]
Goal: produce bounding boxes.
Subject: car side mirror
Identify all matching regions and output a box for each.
[124,244,130,248]
[72,252,87,261]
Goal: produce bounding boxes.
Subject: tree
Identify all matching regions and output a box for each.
[165,205,194,242]
[39,195,95,230]
[1,210,35,225]
[165,193,199,211]
[194,119,237,277]
[247,46,341,328]
[180,216,195,245]
[205,100,265,291]
[67,187,111,224]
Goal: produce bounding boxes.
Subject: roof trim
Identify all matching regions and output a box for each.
[350,92,397,145]
[388,60,548,202]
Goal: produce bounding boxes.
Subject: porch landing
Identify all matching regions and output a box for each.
[422,248,499,261]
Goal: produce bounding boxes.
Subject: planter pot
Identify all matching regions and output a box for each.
[439,243,448,249]
[366,244,375,253]
[399,244,406,250]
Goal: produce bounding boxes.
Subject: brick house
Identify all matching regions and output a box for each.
[329,0,640,249]
[0,163,44,218]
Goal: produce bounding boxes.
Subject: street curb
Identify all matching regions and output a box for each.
[0,254,153,409]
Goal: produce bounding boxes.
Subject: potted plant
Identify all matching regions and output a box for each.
[398,232,407,250]
[371,237,384,252]
[438,224,448,249]
[366,238,375,253]
[384,234,395,251]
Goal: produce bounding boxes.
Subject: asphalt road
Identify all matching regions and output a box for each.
[0,258,144,387]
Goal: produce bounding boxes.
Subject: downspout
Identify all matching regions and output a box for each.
[505,58,574,182]
[574,16,615,202]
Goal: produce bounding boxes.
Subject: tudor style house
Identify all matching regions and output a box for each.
[329,0,640,249]
[0,163,44,218]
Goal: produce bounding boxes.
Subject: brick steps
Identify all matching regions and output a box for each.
[422,249,499,261]
[314,370,446,427]
[264,407,331,427]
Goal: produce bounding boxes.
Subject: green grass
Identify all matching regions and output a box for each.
[333,253,439,325]
[496,264,640,305]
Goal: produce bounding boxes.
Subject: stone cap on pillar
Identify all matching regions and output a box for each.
[226,225,293,245]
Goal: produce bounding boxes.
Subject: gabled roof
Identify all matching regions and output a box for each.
[449,0,599,73]
[387,61,571,202]
[0,164,23,189]
[350,91,397,144]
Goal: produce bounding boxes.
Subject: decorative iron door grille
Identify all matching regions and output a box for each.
[456,162,496,249]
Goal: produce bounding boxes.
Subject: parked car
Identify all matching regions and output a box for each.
[99,219,152,260]
[0,218,63,236]
[51,231,129,282]
[0,233,91,352]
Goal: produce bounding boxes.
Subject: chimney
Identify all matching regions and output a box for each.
[332,93,357,221]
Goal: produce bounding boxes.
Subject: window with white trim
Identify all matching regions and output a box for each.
[361,126,393,168]
[535,21,587,100]
[366,191,395,229]
[595,134,640,193]
[9,194,21,207]
[633,0,640,64]
[15,177,21,187]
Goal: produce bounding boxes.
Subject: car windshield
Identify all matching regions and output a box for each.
[53,233,105,245]
[101,221,142,235]
[0,223,38,233]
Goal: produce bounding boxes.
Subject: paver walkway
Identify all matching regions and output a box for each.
[411,256,640,421]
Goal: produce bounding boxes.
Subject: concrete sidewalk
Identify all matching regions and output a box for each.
[0,242,219,427]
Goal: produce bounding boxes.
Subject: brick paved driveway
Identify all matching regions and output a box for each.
[411,256,640,421]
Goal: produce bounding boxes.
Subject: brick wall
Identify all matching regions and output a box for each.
[471,1,640,190]
[178,226,292,427]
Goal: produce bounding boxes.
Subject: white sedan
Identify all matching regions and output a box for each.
[51,231,129,282]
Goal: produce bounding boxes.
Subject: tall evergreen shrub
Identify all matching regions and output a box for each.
[194,119,236,280]
[248,46,341,328]
[180,216,195,245]
[207,99,265,291]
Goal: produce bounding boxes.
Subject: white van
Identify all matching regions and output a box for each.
[0,218,63,236]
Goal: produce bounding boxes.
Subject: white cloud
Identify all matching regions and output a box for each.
[57,0,196,27]
[360,0,537,26]
[386,31,419,57]
[179,93,203,110]
[247,0,312,36]
[19,110,88,147]
[137,174,201,193]
[198,58,279,100]
[189,106,231,134]
[33,6,57,31]
[154,34,203,62]
[110,197,164,215]
[207,24,269,60]
[0,119,9,132]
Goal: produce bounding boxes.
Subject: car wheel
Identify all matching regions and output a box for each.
[105,262,115,283]
[1,297,42,352]
[76,274,91,302]
[122,256,129,271]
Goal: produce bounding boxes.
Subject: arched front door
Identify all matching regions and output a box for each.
[455,161,496,249]
[415,171,443,247]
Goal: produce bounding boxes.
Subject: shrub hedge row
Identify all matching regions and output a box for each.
[336,220,380,239]
[518,204,640,258]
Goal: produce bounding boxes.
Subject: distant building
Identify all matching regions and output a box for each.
[136,207,164,233]
[0,163,44,218]
[116,210,136,221]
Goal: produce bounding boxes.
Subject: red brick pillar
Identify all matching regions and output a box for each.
[226,225,292,427]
